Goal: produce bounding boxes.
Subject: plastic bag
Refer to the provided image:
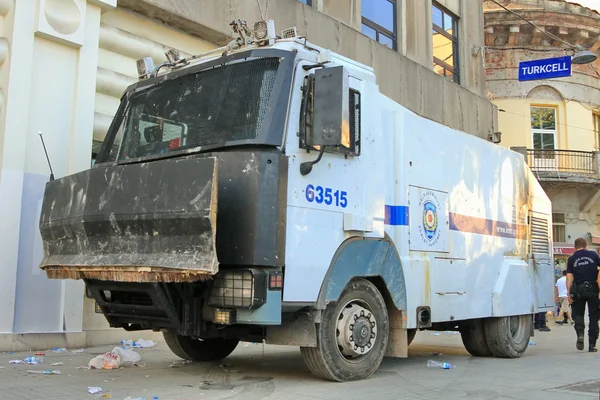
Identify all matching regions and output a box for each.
[135,339,155,348]
[88,347,140,370]
[88,351,121,370]
[112,347,141,365]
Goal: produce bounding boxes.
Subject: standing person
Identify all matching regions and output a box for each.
[555,270,574,325]
[534,311,551,332]
[566,238,600,352]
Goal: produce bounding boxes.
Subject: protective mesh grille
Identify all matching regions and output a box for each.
[113,57,280,161]
[348,89,361,156]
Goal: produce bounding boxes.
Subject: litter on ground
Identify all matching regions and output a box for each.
[88,386,103,394]
[26,370,61,375]
[88,347,141,370]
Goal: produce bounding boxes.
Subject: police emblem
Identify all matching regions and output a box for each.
[422,201,438,240]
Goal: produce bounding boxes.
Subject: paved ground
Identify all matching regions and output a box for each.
[1,320,599,400]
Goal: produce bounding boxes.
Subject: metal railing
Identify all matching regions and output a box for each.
[526,149,596,174]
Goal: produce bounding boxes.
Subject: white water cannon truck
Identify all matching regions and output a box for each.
[39,19,554,381]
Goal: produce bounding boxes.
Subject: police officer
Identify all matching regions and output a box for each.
[566,238,600,352]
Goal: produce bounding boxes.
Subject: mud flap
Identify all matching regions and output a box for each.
[39,156,219,282]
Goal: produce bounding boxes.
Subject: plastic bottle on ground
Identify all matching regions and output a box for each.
[427,359,455,369]
[26,370,61,375]
[121,340,136,349]
[24,356,44,365]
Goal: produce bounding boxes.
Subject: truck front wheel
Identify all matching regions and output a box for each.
[163,331,239,362]
[300,278,389,382]
[483,315,532,358]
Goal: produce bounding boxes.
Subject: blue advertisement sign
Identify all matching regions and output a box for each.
[518,56,572,81]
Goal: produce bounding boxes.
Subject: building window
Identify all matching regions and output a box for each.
[361,0,397,50]
[298,0,312,5]
[594,112,600,149]
[432,2,459,83]
[552,212,566,243]
[531,107,556,159]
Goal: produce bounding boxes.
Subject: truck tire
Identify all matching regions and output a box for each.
[407,329,417,346]
[163,331,239,362]
[300,278,389,382]
[483,315,532,358]
[460,318,493,357]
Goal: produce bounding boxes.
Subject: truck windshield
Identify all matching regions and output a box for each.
[102,56,284,162]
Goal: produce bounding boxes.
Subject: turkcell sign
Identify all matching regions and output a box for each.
[518,56,572,81]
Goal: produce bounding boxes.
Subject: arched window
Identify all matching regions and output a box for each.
[527,85,563,102]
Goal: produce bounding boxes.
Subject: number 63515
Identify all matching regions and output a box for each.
[305,184,348,208]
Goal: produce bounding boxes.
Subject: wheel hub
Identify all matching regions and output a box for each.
[336,303,377,358]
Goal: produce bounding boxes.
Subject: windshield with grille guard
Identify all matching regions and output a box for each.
[102,56,286,162]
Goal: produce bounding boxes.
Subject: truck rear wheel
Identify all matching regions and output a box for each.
[300,278,389,382]
[483,315,532,358]
[163,331,239,362]
[460,318,493,357]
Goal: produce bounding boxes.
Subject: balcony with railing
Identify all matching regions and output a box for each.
[511,147,600,185]
[527,149,596,174]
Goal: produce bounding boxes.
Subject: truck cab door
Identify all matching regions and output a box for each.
[282,65,384,302]
[297,66,383,235]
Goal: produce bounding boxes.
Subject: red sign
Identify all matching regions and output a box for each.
[591,235,600,245]
[553,244,575,256]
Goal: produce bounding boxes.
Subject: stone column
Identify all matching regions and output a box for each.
[0,0,114,340]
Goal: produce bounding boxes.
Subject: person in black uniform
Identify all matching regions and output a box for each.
[566,237,600,352]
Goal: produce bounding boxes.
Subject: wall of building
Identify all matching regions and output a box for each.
[117,0,498,140]
[0,0,115,350]
[549,188,600,242]
[484,0,600,267]
[493,97,597,151]
[0,1,215,350]
[546,187,600,273]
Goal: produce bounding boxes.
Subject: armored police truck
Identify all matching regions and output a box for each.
[38,20,554,382]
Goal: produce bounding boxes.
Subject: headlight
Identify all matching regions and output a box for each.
[208,269,267,309]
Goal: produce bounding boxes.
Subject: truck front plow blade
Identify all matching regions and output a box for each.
[39,156,218,283]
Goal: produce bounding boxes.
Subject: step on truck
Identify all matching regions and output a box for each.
[38,19,555,382]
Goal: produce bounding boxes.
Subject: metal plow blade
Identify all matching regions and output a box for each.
[39,156,219,283]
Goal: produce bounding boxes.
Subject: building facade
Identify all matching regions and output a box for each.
[0,0,494,349]
[484,0,600,277]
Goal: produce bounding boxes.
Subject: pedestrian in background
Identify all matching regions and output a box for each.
[566,238,600,352]
[534,311,551,332]
[555,270,573,325]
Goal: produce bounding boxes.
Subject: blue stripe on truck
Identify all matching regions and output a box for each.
[384,205,409,226]
[384,205,526,239]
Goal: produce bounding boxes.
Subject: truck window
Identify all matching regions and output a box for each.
[300,80,361,156]
[107,57,281,162]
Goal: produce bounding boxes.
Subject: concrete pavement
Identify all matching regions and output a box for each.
[0,320,598,400]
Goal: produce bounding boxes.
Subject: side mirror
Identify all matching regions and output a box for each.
[308,66,349,148]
